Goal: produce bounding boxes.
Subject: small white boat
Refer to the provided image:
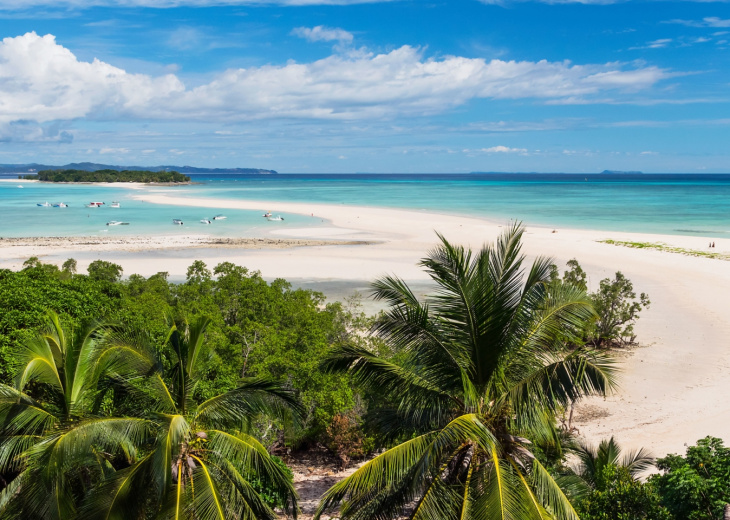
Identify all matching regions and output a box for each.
[200,219,212,224]
[17,185,22,188]
[262,212,272,218]
[110,201,121,208]
[213,214,227,220]
[106,221,129,226]
[173,219,184,225]
[37,202,51,207]
[267,215,285,221]
[53,203,68,208]
[86,201,105,208]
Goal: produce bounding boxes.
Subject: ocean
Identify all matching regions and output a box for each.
[2,173,729,238]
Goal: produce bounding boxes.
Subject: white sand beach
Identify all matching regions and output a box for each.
[1,191,728,460]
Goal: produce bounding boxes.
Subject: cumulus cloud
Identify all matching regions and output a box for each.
[0,33,184,123]
[0,32,671,126]
[292,26,354,43]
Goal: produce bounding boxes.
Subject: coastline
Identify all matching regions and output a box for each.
[1,190,729,460]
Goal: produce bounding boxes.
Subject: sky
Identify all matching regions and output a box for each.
[0,0,728,172]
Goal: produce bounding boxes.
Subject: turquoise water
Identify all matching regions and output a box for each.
[3,173,730,238]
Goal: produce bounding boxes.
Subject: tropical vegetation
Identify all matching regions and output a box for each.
[25,169,190,183]
[0,311,300,519]
[0,231,726,520]
[315,225,617,519]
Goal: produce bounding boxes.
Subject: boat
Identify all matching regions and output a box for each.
[85,201,105,208]
[262,211,272,218]
[17,185,22,188]
[213,215,227,220]
[106,221,129,226]
[200,219,212,224]
[173,219,184,225]
[53,203,68,208]
[110,201,121,208]
[37,202,51,207]
[267,215,285,221]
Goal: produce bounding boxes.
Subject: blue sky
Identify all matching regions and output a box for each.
[0,0,728,172]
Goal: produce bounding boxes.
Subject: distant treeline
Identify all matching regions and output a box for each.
[24,169,191,183]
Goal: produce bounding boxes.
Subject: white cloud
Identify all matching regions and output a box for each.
[0,0,394,7]
[645,38,672,49]
[0,32,671,126]
[664,17,730,28]
[292,26,354,43]
[99,147,130,153]
[480,146,528,153]
[0,33,184,124]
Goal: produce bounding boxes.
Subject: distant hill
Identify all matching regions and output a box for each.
[600,170,643,175]
[0,162,277,175]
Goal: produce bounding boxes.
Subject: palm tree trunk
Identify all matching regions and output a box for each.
[723,503,730,520]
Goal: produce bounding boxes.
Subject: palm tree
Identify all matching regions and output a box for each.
[315,224,618,520]
[0,310,150,519]
[82,316,301,520]
[568,436,654,491]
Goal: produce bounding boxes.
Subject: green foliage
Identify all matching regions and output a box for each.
[591,271,650,345]
[552,259,650,346]
[0,256,371,449]
[247,455,295,510]
[568,436,655,491]
[651,436,730,520]
[27,168,190,183]
[0,265,116,383]
[87,259,123,283]
[61,258,77,275]
[0,314,300,520]
[578,465,673,520]
[315,225,617,520]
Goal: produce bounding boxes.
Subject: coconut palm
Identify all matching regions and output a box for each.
[82,316,301,520]
[569,436,654,490]
[0,310,150,519]
[315,224,618,520]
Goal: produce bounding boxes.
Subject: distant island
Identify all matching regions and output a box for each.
[2,161,277,175]
[600,170,643,175]
[24,169,191,183]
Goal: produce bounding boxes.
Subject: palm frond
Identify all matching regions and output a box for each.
[195,377,302,428]
[530,458,580,520]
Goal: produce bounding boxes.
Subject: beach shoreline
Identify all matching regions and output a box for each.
[1,189,729,460]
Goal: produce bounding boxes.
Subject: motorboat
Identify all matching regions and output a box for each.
[213,214,227,220]
[53,203,68,208]
[200,219,212,224]
[110,201,121,208]
[37,201,51,207]
[262,211,272,218]
[86,202,105,208]
[106,221,129,226]
[267,215,285,221]
[17,185,22,188]
[173,219,184,225]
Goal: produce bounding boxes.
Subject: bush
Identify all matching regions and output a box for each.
[552,259,650,346]
[87,260,123,283]
[578,465,673,520]
[651,437,730,520]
